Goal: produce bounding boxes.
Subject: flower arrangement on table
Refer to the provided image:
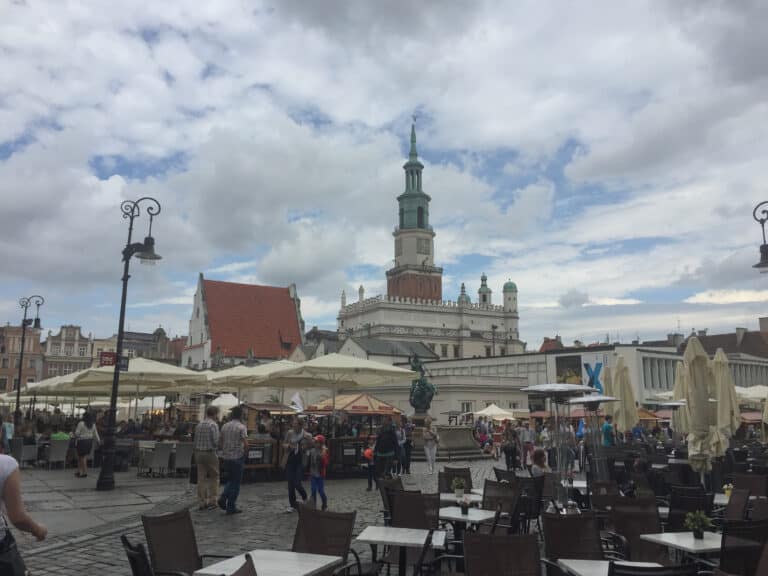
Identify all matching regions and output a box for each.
[451,477,466,498]
[684,510,712,539]
[722,483,734,499]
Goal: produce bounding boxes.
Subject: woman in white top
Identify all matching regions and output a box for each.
[74,412,100,478]
[422,417,439,475]
[0,454,47,573]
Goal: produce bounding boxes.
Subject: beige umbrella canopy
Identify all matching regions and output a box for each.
[264,353,418,434]
[73,357,206,391]
[473,403,517,420]
[684,337,715,473]
[612,356,638,432]
[710,348,741,458]
[601,366,615,419]
[672,361,691,435]
[210,360,301,402]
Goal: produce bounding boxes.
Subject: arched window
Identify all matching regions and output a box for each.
[417,206,424,228]
[399,208,404,228]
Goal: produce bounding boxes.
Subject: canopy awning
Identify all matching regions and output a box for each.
[306,393,402,416]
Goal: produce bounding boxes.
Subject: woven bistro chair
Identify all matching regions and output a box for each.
[542,511,626,575]
[464,533,542,576]
[751,497,768,521]
[493,467,518,484]
[732,472,768,498]
[443,466,473,492]
[378,476,404,525]
[141,509,230,576]
[293,505,367,576]
[716,519,768,576]
[667,492,714,532]
[610,497,667,564]
[723,488,751,522]
[122,535,189,576]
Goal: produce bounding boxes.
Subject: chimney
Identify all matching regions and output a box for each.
[697,329,707,337]
[736,327,748,347]
[667,333,685,347]
[760,317,768,333]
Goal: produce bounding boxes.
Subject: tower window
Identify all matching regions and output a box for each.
[417,206,424,228]
[399,208,404,228]
[481,295,487,304]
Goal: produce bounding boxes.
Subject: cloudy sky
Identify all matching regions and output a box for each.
[2,0,767,349]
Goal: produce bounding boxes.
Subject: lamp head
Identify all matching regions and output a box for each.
[754,243,768,272]
[136,236,162,265]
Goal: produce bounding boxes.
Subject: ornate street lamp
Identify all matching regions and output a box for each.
[15,295,43,427]
[97,198,161,491]
[753,201,768,270]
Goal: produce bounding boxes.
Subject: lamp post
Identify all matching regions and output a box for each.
[491,324,498,357]
[15,295,43,427]
[96,197,161,491]
[753,201,768,270]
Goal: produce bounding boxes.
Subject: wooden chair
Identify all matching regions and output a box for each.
[667,489,713,532]
[443,466,473,491]
[141,509,229,576]
[733,473,768,498]
[378,476,404,524]
[464,533,541,576]
[542,512,625,566]
[121,534,187,576]
[751,497,768,521]
[723,488,750,521]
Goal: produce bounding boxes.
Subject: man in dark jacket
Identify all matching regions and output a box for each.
[374,416,398,481]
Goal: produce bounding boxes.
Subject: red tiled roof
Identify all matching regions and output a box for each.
[203,279,302,359]
[539,337,563,353]
[680,331,768,359]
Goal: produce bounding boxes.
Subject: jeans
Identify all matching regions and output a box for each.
[195,450,219,506]
[219,458,244,513]
[286,453,307,509]
[366,463,376,489]
[424,443,437,473]
[310,476,327,509]
[504,446,518,471]
[375,453,394,480]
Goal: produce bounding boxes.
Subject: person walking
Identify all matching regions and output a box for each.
[519,421,535,469]
[394,419,406,476]
[364,436,376,491]
[308,434,330,510]
[217,406,247,515]
[0,452,47,573]
[284,418,311,513]
[403,418,413,474]
[374,416,398,481]
[501,420,520,471]
[422,417,439,474]
[602,415,616,447]
[74,412,99,478]
[194,405,220,511]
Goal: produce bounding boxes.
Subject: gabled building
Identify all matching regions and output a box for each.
[182,274,305,370]
[0,324,43,391]
[338,336,439,365]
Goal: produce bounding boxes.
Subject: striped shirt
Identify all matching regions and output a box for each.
[220,419,247,460]
[194,419,220,452]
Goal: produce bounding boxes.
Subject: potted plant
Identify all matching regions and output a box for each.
[460,495,470,515]
[452,477,466,499]
[684,510,711,539]
[722,483,734,499]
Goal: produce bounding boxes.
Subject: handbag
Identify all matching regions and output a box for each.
[0,529,28,576]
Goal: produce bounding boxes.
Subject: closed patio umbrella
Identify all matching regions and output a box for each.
[601,365,615,420]
[710,348,741,458]
[684,337,715,474]
[612,356,638,433]
[671,361,690,436]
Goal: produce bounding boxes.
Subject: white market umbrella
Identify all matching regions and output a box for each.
[264,353,417,435]
[612,356,639,433]
[473,403,516,421]
[684,337,715,474]
[211,393,240,410]
[710,348,741,458]
[736,385,768,402]
[210,360,301,402]
[73,357,207,392]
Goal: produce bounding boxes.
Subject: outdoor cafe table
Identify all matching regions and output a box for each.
[193,549,343,576]
[640,531,722,555]
[439,492,482,505]
[558,559,662,576]
[439,506,497,525]
[355,526,446,576]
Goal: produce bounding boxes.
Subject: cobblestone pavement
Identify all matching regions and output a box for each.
[24,459,499,575]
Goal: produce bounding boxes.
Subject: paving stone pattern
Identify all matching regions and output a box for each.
[24,460,498,575]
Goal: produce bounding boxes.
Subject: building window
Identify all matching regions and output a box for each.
[500,347,506,356]
[453,345,459,358]
[28,358,34,368]
[481,294,487,304]
[26,377,34,384]
[196,307,200,318]
[52,343,60,355]
[441,344,448,357]
[12,378,19,389]
[0,378,6,390]
[14,358,20,369]
[417,238,430,255]
[508,402,519,409]
[427,343,436,352]
[0,358,7,368]
[417,206,425,228]
[202,360,207,370]
[48,365,59,376]
[78,345,87,357]
[395,239,403,257]
[460,401,473,414]
[64,344,73,356]
[485,347,491,357]
[62,365,73,375]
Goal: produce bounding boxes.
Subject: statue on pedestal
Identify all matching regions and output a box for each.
[408,356,435,417]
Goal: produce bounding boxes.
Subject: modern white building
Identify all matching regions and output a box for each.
[337,124,525,360]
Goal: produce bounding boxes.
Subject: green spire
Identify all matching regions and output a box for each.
[409,122,418,160]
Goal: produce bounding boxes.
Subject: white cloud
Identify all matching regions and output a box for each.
[684,290,768,305]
